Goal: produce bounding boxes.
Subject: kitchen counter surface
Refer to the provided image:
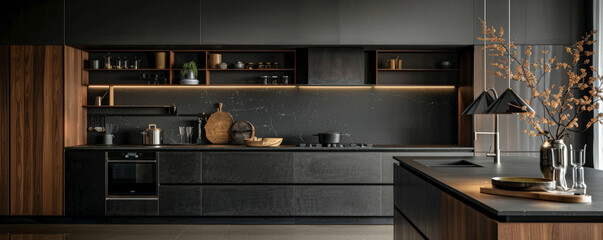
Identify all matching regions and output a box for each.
[395,156,603,222]
[65,144,474,152]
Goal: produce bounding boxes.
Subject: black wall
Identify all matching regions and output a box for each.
[88,88,459,145]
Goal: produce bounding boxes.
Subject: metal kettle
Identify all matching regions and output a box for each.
[142,124,163,145]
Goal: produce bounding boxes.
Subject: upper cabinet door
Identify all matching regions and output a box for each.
[474,0,585,45]
[66,0,200,45]
[201,0,339,45]
[339,0,474,45]
[0,0,64,44]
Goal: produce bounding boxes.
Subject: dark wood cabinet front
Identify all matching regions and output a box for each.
[201,0,339,45]
[159,185,202,216]
[65,0,200,45]
[202,152,294,184]
[159,152,202,184]
[65,151,106,216]
[339,0,474,45]
[106,200,158,216]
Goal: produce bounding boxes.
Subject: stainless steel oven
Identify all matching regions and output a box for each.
[106,152,158,198]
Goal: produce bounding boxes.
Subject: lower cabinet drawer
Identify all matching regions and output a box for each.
[294,186,382,216]
[202,186,294,216]
[394,209,425,240]
[159,186,202,216]
[106,200,158,216]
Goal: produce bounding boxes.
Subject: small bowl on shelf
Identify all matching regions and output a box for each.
[180,79,200,85]
[244,137,283,147]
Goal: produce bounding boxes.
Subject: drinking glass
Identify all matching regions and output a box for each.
[186,126,193,144]
[179,126,186,144]
[571,145,587,195]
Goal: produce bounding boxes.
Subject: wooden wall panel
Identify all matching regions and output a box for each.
[10,45,64,216]
[64,46,86,147]
[0,45,9,215]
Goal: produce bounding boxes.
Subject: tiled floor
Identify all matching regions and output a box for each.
[0,224,393,240]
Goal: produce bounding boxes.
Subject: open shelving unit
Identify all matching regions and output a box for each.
[375,49,474,147]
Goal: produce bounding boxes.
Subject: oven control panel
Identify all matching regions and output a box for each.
[107,152,157,160]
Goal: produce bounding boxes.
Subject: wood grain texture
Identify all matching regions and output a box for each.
[64,46,86,147]
[10,45,64,216]
[0,45,9,215]
[498,223,603,240]
[442,192,497,240]
[480,187,591,203]
[442,192,603,240]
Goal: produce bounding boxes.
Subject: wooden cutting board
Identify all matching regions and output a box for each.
[480,187,591,203]
[230,121,255,144]
[204,103,233,144]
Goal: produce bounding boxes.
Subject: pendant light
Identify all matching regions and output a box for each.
[484,0,534,114]
[462,0,497,115]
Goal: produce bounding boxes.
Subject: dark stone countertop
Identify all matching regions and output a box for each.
[66,144,474,152]
[395,156,603,222]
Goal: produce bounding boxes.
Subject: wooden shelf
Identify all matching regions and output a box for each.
[84,68,169,71]
[171,68,206,71]
[378,68,460,71]
[83,105,172,108]
[207,68,295,71]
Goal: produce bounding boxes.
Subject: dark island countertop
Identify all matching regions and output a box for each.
[65,144,474,152]
[395,156,603,222]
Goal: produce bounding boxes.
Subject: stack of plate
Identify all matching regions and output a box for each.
[180,79,200,85]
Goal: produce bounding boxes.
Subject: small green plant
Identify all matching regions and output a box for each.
[181,61,198,78]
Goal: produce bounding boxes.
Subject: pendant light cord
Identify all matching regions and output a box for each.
[483,0,487,89]
[508,0,511,88]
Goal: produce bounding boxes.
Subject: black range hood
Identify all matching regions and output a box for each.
[307,48,365,85]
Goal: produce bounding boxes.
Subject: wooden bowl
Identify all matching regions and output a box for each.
[244,137,283,147]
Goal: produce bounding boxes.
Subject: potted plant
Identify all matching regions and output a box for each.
[481,20,603,186]
[181,61,198,80]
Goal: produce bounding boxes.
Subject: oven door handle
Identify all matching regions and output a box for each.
[106,160,157,163]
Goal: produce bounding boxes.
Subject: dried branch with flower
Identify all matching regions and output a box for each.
[479,19,603,142]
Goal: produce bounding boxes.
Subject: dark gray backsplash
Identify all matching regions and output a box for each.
[88,88,458,145]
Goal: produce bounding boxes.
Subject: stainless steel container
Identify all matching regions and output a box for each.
[142,124,163,145]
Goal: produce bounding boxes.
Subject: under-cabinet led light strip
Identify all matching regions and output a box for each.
[87,85,456,90]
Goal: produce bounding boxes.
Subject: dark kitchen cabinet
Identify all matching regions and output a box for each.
[394,163,441,239]
[202,152,294,183]
[158,152,202,184]
[106,200,158,216]
[293,152,381,183]
[294,186,383,216]
[65,150,105,216]
[473,0,585,45]
[0,0,64,44]
[339,0,474,45]
[159,185,202,216]
[394,210,425,240]
[200,0,339,45]
[202,186,294,216]
[65,0,200,45]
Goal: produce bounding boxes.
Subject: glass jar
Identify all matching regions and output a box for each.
[273,62,279,69]
[258,62,264,69]
[271,76,279,85]
[260,76,269,85]
[265,62,272,69]
[247,62,254,69]
[281,75,289,85]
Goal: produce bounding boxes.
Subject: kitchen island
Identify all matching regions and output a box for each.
[62,145,472,224]
[394,156,603,239]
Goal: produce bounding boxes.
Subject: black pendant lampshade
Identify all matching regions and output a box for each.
[462,90,497,115]
[485,88,534,114]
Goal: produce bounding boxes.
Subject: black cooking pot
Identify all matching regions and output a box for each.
[314,131,342,144]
